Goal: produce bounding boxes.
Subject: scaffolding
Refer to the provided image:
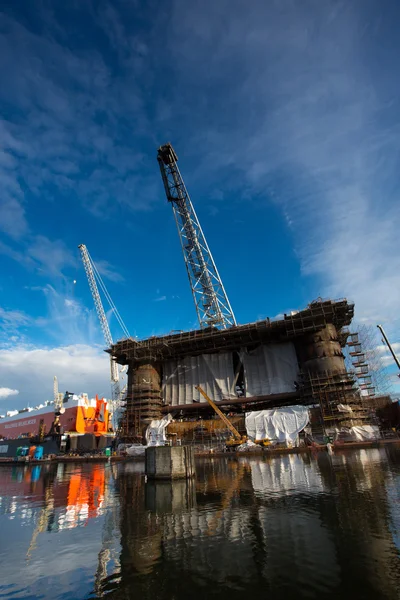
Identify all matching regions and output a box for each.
[109,299,355,364]
[300,369,370,441]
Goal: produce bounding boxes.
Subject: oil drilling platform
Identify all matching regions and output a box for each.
[109,143,374,444]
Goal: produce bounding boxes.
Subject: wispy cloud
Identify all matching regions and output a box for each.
[153,295,167,302]
[34,284,101,346]
[0,306,31,328]
[0,306,32,345]
[29,235,76,276]
[0,235,75,277]
[0,8,157,227]
[1,0,399,352]
[376,342,400,368]
[94,259,125,283]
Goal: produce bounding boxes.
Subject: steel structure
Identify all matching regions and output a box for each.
[157,143,236,329]
[78,244,130,423]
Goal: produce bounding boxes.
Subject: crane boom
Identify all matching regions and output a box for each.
[157,143,236,330]
[78,244,129,413]
[377,324,400,373]
[79,244,114,350]
[195,385,242,441]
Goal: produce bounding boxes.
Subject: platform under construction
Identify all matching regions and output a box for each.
[102,144,378,445]
[107,298,376,442]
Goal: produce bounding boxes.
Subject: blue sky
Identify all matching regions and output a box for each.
[1,0,399,406]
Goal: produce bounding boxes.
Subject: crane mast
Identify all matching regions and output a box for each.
[53,376,62,412]
[157,143,236,329]
[78,244,128,414]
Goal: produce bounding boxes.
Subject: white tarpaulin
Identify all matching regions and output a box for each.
[163,352,236,405]
[242,343,298,397]
[245,405,309,445]
[337,404,353,413]
[326,425,380,442]
[348,425,380,441]
[146,414,173,446]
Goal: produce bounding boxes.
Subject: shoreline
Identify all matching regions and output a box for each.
[0,437,399,466]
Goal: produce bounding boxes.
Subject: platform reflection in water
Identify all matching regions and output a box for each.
[0,448,399,600]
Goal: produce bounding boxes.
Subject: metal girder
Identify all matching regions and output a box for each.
[157,142,236,329]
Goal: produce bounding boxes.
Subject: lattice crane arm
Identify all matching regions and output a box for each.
[78,244,123,386]
[157,143,236,330]
[79,244,113,347]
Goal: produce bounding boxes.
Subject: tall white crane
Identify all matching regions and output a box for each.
[78,244,130,426]
[157,142,236,329]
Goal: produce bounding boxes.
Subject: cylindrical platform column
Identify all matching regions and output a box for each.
[301,323,346,374]
[145,446,196,480]
[131,363,162,420]
[121,362,162,441]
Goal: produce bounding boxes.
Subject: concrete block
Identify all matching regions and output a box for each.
[145,446,196,480]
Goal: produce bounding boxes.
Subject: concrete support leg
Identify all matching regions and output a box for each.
[145,446,196,480]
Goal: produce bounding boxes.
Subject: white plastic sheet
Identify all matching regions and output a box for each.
[242,343,298,397]
[146,414,172,446]
[326,425,380,442]
[348,425,380,441]
[245,405,309,445]
[337,404,353,413]
[125,444,146,457]
[163,353,236,405]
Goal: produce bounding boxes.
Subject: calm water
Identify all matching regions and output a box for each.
[0,448,399,600]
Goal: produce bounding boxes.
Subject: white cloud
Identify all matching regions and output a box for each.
[35,285,102,346]
[0,195,28,240]
[376,342,400,368]
[0,306,32,345]
[0,344,111,407]
[0,306,31,327]
[92,258,125,283]
[0,1,398,350]
[0,387,19,399]
[28,235,76,276]
[0,234,76,278]
[153,295,167,302]
[0,11,157,224]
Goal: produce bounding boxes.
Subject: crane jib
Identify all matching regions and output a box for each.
[157,143,236,330]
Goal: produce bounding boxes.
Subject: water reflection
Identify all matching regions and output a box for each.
[0,448,399,600]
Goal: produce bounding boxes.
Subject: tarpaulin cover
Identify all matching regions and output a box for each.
[245,405,309,445]
[348,425,380,441]
[326,425,380,442]
[337,404,353,413]
[146,414,173,446]
[242,343,298,397]
[163,353,236,405]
